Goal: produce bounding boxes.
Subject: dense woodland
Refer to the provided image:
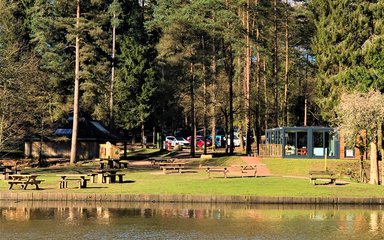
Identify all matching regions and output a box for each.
[1,0,384,166]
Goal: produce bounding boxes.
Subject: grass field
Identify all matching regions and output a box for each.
[0,149,382,197]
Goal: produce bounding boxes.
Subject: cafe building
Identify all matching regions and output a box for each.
[263,126,357,159]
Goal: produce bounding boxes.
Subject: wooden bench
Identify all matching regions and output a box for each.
[206,167,229,178]
[309,170,336,185]
[160,163,186,174]
[88,173,99,183]
[118,160,130,169]
[150,157,174,167]
[58,178,89,189]
[103,173,124,183]
[57,174,90,189]
[116,173,125,183]
[59,178,90,188]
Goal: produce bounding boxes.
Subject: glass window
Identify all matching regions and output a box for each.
[313,132,324,156]
[325,132,336,157]
[285,132,296,156]
[297,131,308,156]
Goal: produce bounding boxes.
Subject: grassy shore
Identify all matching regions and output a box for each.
[0,149,382,198]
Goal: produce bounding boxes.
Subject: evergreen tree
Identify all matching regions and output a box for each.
[114,37,156,143]
[311,0,375,121]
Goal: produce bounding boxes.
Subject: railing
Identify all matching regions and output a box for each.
[258,144,282,157]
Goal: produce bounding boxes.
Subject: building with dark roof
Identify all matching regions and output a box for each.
[24,113,122,160]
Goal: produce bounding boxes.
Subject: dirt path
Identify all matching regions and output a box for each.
[239,156,272,176]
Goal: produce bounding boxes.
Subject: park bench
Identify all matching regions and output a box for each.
[309,170,336,185]
[205,167,229,178]
[159,163,186,174]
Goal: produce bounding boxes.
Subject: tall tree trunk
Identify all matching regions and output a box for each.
[202,36,208,155]
[109,12,116,130]
[70,0,80,165]
[263,57,268,130]
[190,62,196,157]
[283,0,289,126]
[379,122,384,184]
[225,0,234,154]
[141,121,145,148]
[273,0,279,127]
[369,137,379,185]
[255,0,261,155]
[245,0,251,155]
[304,53,309,126]
[221,107,229,154]
[211,39,217,151]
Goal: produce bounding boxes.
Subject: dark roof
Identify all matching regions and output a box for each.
[54,114,118,140]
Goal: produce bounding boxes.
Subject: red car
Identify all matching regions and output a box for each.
[187,136,211,148]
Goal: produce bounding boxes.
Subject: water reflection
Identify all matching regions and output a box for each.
[0,201,383,240]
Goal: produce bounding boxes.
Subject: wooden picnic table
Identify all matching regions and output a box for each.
[91,169,123,184]
[8,174,43,190]
[56,174,90,189]
[96,158,124,169]
[0,166,14,180]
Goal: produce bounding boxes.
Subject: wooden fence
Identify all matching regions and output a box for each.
[259,144,282,157]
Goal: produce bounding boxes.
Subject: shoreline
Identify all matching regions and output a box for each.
[1,192,383,205]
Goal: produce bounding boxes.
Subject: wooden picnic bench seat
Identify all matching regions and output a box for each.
[58,178,90,189]
[160,164,186,174]
[57,174,90,189]
[205,167,229,178]
[309,170,336,185]
[118,160,130,169]
[103,172,125,183]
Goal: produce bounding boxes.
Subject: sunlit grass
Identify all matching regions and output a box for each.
[0,154,382,198]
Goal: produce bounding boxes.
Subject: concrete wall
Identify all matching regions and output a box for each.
[0,192,383,205]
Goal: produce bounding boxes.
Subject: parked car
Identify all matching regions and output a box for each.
[176,137,189,146]
[225,135,241,147]
[165,136,178,146]
[186,135,203,143]
[186,136,211,148]
[196,138,212,148]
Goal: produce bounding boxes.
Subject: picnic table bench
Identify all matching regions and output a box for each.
[118,160,130,169]
[309,170,336,185]
[158,162,187,174]
[91,169,122,184]
[205,167,229,178]
[103,172,125,183]
[8,174,43,190]
[96,158,125,169]
[149,157,175,166]
[57,174,90,189]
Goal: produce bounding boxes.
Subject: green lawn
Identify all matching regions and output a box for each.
[0,151,382,198]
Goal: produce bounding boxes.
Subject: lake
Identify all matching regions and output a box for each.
[0,201,383,239]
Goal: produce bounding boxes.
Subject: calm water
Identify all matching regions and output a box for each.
[0,201,383,240]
